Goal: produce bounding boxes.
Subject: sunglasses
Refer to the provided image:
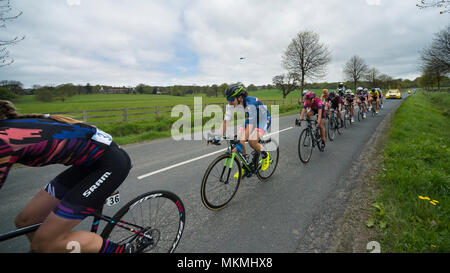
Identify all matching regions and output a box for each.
[226,96,236,102]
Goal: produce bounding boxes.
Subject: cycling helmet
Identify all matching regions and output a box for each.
[363,88,368,92]
[356,87,363,92]
[225,84,245,99]
[322,89,328,93]
[329,91,336,98]
[305,92,316,100]
[338,82,344,88]
[345,89,352,95]
[302,89,308,96]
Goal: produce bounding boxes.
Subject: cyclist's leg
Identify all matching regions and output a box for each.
[31,143,131,253]
[15,190,60,243]
[15,164,94,242]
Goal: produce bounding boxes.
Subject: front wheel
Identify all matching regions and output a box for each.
[101,191,185,253]
[201,153,242,211]
[298,128,313,164]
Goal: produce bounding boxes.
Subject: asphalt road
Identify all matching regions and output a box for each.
[0,94,408,253]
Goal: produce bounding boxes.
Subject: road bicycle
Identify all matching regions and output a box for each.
[0,190,185,253]
[296,117,325,164]
[343,104,354,128]
[326,108,342,142]
[370,100,378,118]
[201,134,279,211]
[357,102,367,122]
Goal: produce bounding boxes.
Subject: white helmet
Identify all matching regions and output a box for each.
[345,89,352,95]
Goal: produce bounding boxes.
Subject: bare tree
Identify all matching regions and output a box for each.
[364,67,380,87]
[416,0,450,14]
[272,73,298,105]
[343,55,369,90]
[420,25,450,89]
[282,30,332,93]
[1,0,24,67]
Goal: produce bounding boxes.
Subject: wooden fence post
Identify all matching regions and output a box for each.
[83,111,87,123]
[123,109,127,122]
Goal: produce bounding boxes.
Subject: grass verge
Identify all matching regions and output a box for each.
[371,91,449,252]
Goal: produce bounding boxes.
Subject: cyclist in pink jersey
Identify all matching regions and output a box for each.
[296,92,326,146]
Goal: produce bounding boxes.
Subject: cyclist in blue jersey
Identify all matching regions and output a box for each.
[215,84,271,174]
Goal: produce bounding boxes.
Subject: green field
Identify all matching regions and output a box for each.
[9,89,304,144]
[373,90,449,252]
[13,89,305,114]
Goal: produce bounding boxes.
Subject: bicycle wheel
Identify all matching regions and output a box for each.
[316,128,325,152]
[358,108,362,122]
[100,190,185,253]
[257,139,279,182]
[298,128,313,163]
[328,117,336,141]
[201,153,242,211]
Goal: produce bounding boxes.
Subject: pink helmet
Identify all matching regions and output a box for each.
[305,92,316,100]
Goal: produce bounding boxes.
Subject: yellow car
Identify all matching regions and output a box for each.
[386,89,402,99]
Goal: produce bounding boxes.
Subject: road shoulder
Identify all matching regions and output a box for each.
[295,101,401,253]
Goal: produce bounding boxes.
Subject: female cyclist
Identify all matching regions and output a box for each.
[0,100,132,253]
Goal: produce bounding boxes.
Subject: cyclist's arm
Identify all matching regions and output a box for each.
[299,107,306,120]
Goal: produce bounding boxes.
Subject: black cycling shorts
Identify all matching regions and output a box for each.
[311,105,326,119]
[44,142,132,220]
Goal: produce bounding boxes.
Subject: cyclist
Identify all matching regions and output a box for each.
[337,82,345,98]
[368,88,380,113]
[297,92,326,147]
[356,87,367,118]
[0,100,133,253]
[377,88,384,109]
[298,89,308,105]
[320,89,329,102]
[326,91,344,128]
[217,84,271,175]
[344,89,356,123]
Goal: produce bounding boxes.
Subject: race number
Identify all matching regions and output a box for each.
[105,192,120,206]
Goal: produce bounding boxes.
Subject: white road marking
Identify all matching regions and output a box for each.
[137,127,294,180]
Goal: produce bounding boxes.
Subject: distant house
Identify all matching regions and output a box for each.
[99,86,135,94]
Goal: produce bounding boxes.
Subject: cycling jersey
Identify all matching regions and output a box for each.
[345,94,356,103]
[369,91,379,98]
[224,96,271,133]
[0,118,131,220]
[326,96,342,109]
[304,98,325,118]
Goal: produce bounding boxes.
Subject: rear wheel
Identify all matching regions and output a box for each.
[101,191,185,253]
[257,139,279,182]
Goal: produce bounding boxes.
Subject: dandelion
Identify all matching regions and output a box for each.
[430,201,437,206]
[418,195,431,200]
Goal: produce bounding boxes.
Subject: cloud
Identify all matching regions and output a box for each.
[2,0,448,88]
[67,0,81,6]
[366,0,381,6]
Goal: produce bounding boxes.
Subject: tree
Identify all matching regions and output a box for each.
[272,73,298,105]
[282,30,332,93]
[364,67,380,87]
[1,0,24,67]
[416,0,450,14]
[419,25,450,90]
[343,55,369,90]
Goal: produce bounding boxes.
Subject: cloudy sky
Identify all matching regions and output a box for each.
[1,0,449,88]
